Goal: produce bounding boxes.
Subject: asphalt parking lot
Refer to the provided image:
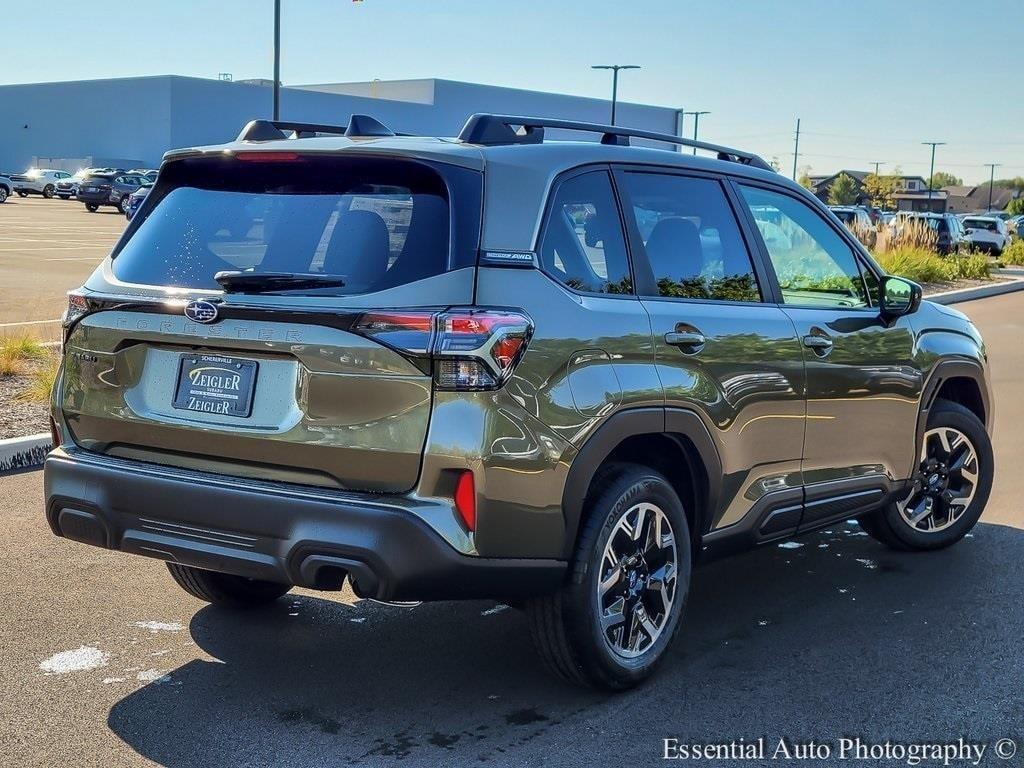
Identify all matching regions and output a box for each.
[0,196,124,335]
[2,283,1024,767]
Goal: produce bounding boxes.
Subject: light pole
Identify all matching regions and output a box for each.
[871,161,886,176]
[984,163,1000,212]
[922,141,946,210]
[273,0,281,120]
[591,65,640,126]
[683,110,710,155]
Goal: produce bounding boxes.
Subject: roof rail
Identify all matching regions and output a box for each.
[237,114,395,142]
[457,113,775,172]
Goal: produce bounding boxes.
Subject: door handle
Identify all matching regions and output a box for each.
[665,331,706,352]
[802,334,834,355]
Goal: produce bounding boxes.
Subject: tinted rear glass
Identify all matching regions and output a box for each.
[112,155,480,295]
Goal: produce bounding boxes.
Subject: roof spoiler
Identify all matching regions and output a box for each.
[457,113,775,172]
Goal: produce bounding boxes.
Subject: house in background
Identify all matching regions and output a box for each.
[943,184,1021,214]
[808,171,935,209]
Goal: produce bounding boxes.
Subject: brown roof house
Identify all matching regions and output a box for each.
[943,185,1021,214]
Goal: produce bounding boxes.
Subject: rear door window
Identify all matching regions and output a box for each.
[112,156,479,295]
[538,170,633,294]
[622,172,761,302]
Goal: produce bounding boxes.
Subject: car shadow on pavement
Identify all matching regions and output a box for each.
[107,521,1024,767]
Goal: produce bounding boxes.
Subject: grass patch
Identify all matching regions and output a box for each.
[0,349,25,377]
[873,247,990,284]
[15,356,59,403]
[0,334,48,362]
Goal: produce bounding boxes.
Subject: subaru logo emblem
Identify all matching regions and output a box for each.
[184,300,219,324]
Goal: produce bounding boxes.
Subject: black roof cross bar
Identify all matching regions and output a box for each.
[457,113,775,172]
[237,114,396,142]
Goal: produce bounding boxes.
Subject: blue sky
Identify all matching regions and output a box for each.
[6,0,1023,180]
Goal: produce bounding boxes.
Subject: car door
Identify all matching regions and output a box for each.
[614,168,808,538]
[734,182,923,528]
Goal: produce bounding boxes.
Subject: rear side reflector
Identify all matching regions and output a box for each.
[454,470,476,531]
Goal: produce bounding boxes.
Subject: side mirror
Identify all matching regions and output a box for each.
[880,276,922,319]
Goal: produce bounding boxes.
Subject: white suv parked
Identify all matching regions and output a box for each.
[962,216,1010,255]
[12,169,73,199]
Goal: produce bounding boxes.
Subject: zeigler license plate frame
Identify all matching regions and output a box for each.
[172,353,258,418]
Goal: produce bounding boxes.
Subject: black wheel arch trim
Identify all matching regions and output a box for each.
[559,406,723,559]
[917,359,990,442]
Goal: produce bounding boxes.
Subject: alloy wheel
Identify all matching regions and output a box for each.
[597,502,677,659]
[897,427,979,533]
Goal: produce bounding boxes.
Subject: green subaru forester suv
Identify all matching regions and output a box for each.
[44,114,994,689]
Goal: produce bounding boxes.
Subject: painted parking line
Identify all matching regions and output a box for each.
[0,318,61,327]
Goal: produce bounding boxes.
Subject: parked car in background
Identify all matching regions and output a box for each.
[962,216,1010,255]
[0,174,12,203]
[10,168,73,198]
[77,171,150,213]
[829,205,874,231]
[902,212,966,255]
[124,182,153,220]
[55,168,113,200]
[128,168,159,182]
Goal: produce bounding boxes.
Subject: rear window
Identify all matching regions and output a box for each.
[112,155,480,295]
[964,218,998,231]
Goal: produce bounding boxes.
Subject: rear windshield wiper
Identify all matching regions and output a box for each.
[214,271,347,294]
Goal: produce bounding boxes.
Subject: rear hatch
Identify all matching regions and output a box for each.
[79,173,114,195]
[61,151,482,491]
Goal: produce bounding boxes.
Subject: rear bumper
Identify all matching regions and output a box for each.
[76,191,112,205]
[43,448,566,601]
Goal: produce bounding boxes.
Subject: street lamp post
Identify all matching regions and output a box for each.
[984,163,1000,212]
[273,0,281,120]
[591,65,640,126]
[681,110,710,155]
[922,141,946,211]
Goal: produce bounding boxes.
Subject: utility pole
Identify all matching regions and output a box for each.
[871,161,886,176]
[682,110,710,155]
[984,163,1000,212]
[791,118,801,181]
[273,0,281,120]
[922,141,946,208]
[591,65,641,126]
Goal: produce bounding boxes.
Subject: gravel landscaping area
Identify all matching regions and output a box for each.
[0,357,54,439]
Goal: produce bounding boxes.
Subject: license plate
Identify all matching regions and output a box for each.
[84,187,97,192]
[173,354,258,418]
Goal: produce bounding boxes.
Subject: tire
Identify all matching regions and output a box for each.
[57,194,70,200]
[119,195,131,214]
[859,399,993,551]
[0,187,7,204]
[166,562,291,608]
[42,184,55,199]
[526,463,692,689]
[85,203,98,212]
[17,190,28,198]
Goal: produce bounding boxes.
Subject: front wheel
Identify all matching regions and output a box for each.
[17,190,28,198]
[859,400,993,551]
[0,188,7,203]
[166,563,291,608]
[526,463,691,689]
[119,196,131,214]
[84,203,98,212]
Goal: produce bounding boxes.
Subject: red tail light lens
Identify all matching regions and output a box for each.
[454,470,476,531]
[354,307,532,391]
[49,416,62,448]
[234,151,301,162]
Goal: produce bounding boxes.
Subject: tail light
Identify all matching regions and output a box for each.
[49,416,62,449]
[354,308,532,391]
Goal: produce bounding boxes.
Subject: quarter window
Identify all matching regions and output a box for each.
[538,171,633,294]
[622,173,761,302]
[739,185,871,308]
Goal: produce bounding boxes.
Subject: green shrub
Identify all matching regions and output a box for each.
[873,248,989,283]
[1000,239,1024,266]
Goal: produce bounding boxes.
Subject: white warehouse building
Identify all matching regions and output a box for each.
[0,75,683,172]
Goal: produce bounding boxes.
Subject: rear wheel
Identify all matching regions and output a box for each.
[526,463,691,689]
[85,203,98,212]
[859,400,992,551]
[17,190,28,198]
[119,195,131,214]
[0,187,7,203]
[42,184,55,199]
[166,563,291,608]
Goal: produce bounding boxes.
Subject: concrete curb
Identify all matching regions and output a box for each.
[0,433,52,473]
[928,276,1024,305]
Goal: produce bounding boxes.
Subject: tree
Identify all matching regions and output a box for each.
[928,171,962,189]
[798,172,813,190]
[1007,197,1024,216]
[863,173,899,209]
[827,172,859,205]
[993,177,1024,192]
